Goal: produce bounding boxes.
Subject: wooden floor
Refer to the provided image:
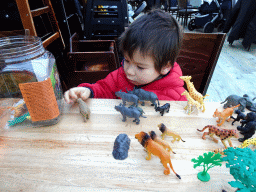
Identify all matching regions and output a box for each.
[183,22,256,102]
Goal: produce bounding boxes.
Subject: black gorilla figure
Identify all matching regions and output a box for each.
[237,112,256,142]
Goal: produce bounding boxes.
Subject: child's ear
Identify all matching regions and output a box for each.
[160,62,172,75]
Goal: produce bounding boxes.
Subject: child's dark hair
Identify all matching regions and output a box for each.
[118,9,183,73]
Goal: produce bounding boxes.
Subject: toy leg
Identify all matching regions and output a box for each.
[146,152,152,160]
[221,139,228,148]
[122,115,127,122]
[226,117,231,122]
[209,133,218,143]
[202,104,205,113]
[227,139,233,147]
[161,134,165,140]
[141,101,145,106]
[161,160,170,175]
[202,132,209,140]
[187,105,192,115]
[217,119,225,126]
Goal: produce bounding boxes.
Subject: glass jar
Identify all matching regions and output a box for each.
[0,35,63,127]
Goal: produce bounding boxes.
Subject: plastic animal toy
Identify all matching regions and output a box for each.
[114,104,146,124]
[191,151,222,182]
[158,123,185,143]
[12,102,28,117]
[181,90,202,115]
[213,104,240,126]
[237,121,256,142]
[179,76,209,112]
[112,133,131,160]
[127,88,159,109]
[155,103,170,116]
[230,109,246,125]
[221,94,256,112]
[222,147,256,191]
[239,111,256,128]
[77,98,91,122]
[213,138,256,155]
[115,90,139,107]
[135,131,181,178]
[197,125,239,148]
[238,137,256,148]
[149,131,176,154]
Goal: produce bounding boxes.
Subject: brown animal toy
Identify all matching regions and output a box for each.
[213,104,240,126]
[197,125,239,148]
[77,98,91,122]
[149,131,176,154]
[135,131,181,178]
[158,123,185,143]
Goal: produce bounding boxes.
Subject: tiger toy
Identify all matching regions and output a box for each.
[135,131,181,179]
[149,131,176,154]
[213,104,240,126]
[197,125,239,148]
[158,123,185,143]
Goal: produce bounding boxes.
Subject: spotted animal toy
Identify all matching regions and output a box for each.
[181,90,202,115]
[197,125,239,148]
[213,104,240,126]
[180,76,209,112]
[135,131,181,178]
[238,137,256,148]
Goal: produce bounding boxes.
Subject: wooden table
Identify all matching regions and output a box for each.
[0,99,253,191]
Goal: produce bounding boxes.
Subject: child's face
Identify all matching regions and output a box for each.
[123,50,163,86]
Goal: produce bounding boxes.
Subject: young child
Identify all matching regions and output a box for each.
[64,9,187,104]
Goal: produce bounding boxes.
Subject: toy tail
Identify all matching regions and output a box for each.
[232,104,240,109]
[169,159,181,179]
[203,94,209,99]
[181,139,186,142]
[197,126,209,132]
[220,98,227,104]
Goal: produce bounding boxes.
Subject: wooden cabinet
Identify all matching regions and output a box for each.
[67,33,120,87]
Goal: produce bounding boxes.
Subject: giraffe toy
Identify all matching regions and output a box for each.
[180,76,209,112]
[181,90,202,115]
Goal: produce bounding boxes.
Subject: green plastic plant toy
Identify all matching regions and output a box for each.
[222,147,256,192]
[191,151,222,182]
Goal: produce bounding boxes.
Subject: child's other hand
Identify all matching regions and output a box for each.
[64,87,91,104]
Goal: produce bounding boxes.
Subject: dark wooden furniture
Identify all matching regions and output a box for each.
[0,29,30,38]
[67,33,120,87]
[177,32,226,95]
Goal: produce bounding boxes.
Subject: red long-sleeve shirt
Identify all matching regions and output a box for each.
[78,62,187,101]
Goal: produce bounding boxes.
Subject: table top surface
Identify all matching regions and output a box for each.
[0,99,254,192]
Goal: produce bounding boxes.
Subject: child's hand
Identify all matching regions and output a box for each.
[64,87,91,104]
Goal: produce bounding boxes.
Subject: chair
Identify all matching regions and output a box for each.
[177,0,198,26]
[176,32,226,95]
[14,0,69,91]
[67,33,120,87]
[168,0,179,18]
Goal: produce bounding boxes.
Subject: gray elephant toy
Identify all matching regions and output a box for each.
[221,94,256,112]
